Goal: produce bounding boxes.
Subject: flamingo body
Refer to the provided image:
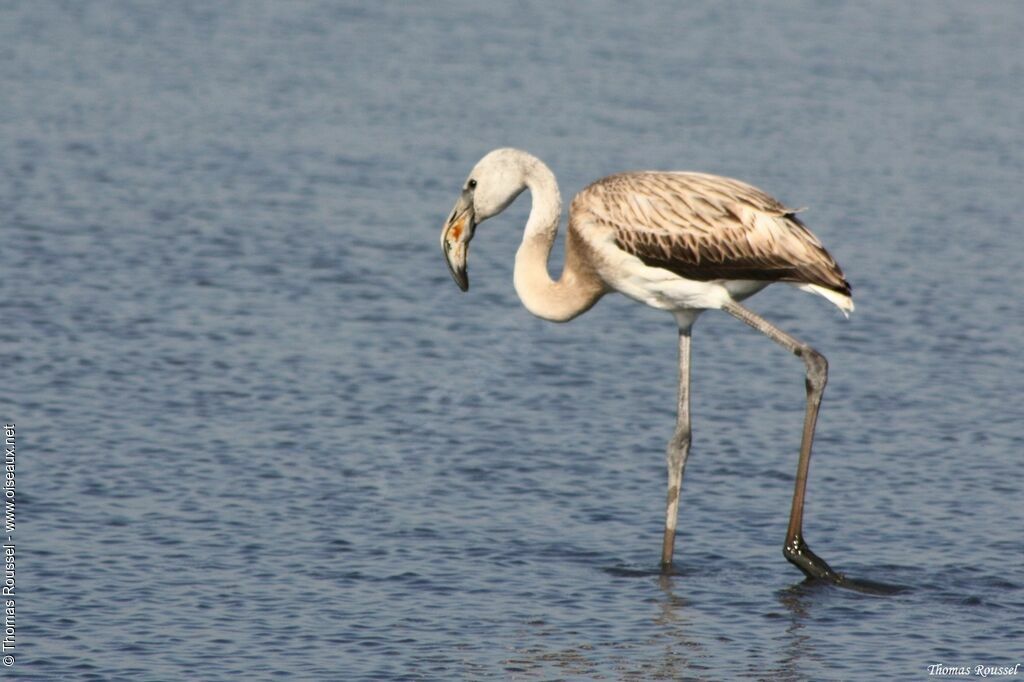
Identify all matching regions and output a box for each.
[440,148,851,582]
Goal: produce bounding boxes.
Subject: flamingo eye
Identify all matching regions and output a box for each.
[468,179,477,190]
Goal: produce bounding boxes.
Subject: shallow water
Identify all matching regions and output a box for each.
[4,2,1023,679]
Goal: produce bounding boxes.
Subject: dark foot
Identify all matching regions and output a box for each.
[784,536,844,584]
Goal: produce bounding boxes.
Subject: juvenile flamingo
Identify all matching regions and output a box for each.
[440,148,852,580]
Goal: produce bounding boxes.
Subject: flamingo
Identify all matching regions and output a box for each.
[440,148,852,581]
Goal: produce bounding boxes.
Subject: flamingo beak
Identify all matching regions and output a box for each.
[441,194,475,291]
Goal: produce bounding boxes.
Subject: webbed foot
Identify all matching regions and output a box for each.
[784,536,844,584]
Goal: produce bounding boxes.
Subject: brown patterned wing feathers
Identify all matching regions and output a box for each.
[583,173,850,296]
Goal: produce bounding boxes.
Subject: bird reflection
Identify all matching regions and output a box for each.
[650,574,714,681]
[653,570,908,680]
[769,581,820,680]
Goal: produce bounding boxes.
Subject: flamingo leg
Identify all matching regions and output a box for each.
[660,327,692,572]
[722,301,843,582]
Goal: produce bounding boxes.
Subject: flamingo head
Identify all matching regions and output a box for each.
[440,149,528,291]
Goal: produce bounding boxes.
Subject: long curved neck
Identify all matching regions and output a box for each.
[513,158,603,322]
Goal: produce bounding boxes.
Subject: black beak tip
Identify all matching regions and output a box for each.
[443,255,468,291]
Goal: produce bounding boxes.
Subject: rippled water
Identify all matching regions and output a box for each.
[4,2,1023,679]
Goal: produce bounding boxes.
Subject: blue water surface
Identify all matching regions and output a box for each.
[2,2,1022,679]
